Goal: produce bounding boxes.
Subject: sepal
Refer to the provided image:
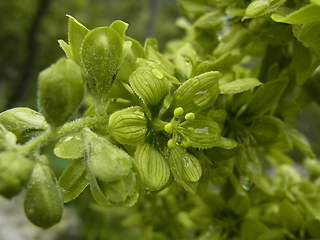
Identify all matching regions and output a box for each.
[134,142,170,191]
[108,106,148,145]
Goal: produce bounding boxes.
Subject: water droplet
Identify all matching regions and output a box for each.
[183,157,193,168]
[194,127,209,134]
[195,89,208,95]
[240,177,254,191]
[63,136,73,142]
[152,69,164,79]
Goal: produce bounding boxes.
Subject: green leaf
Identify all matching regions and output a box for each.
[306,219,320,238]
[134,142,170,191]
[83,128,132,183]
[58,158,88,202]
[240,219,269,240]
[54,132,84,159]
[0,107,49,143]
[173,43,197,79]
[172,71,220,113]
[246,77,289,115]
[271,4,320,24]
[293,22,320,57]
[24,160,64,228]
[67,15,89,64]
[58,40,73,59]
[107,106,148,145]
[292,40,315,85]
[168,146,202,193]
[278,200,303,233]
[129,64,170,106]
[80,26,123,108]
[219,78,262,94]
[228,192,251,216]
[38,58,85,126]
[287,128,315,158]
[249,116,285,145]
[244,0,270,19]
[110,20,128,41]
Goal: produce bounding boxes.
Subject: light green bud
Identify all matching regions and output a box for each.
[174,107,184,118]
[83,128,132,182]
[0,152,34,199]
[173,71,220,113]
[54,132,83,159]
[24,160,64,228]
[0,108,48,143]
[80,26,123,109]
[108,106,148,145]
[164,122,173,134]
[134,142,170,191]
[0,124,16,151]
[245,0,270,18]
[38,58,84,126]
[99,171,137,204]
[129,65,169,106]
[185,112,195,121]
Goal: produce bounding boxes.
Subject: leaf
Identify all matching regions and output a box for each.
[219,78,262,94]
[58,158,88,202]
[58,40,73,59]
[67,15,89,64]
[54,132,83,159]
[134,142,170,191]
[292,40,315,85]
[293,22,320,57]
[172,71,220,113]
[271,4,320,24]
[246,77,289,115]
[110,20,128,41]
[287,128,315,158]
[173,43,197,79]
[278,200,303,233]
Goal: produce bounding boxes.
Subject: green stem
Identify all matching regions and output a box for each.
[19,115,108,155]
[152,118,167,132]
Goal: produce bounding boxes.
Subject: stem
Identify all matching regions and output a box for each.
[19,115,108,155]
[152,118,167,132]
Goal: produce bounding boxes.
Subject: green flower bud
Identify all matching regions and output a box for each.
[172,71,220,113]
[38,58,84,126]
[0,152,34,199]
[134,142,170,191]
[80,26,123,109]
[245,0,270,18]
[129,65,169,106]
[168,146,202,193]
[83,128,132,182]
[108,106,148,145]
[164,122,173,134]
[174,107,184,118]
[0,124,16,151]
[24,160,64,228]
[0,107,48,143]
[99,171,137,204]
